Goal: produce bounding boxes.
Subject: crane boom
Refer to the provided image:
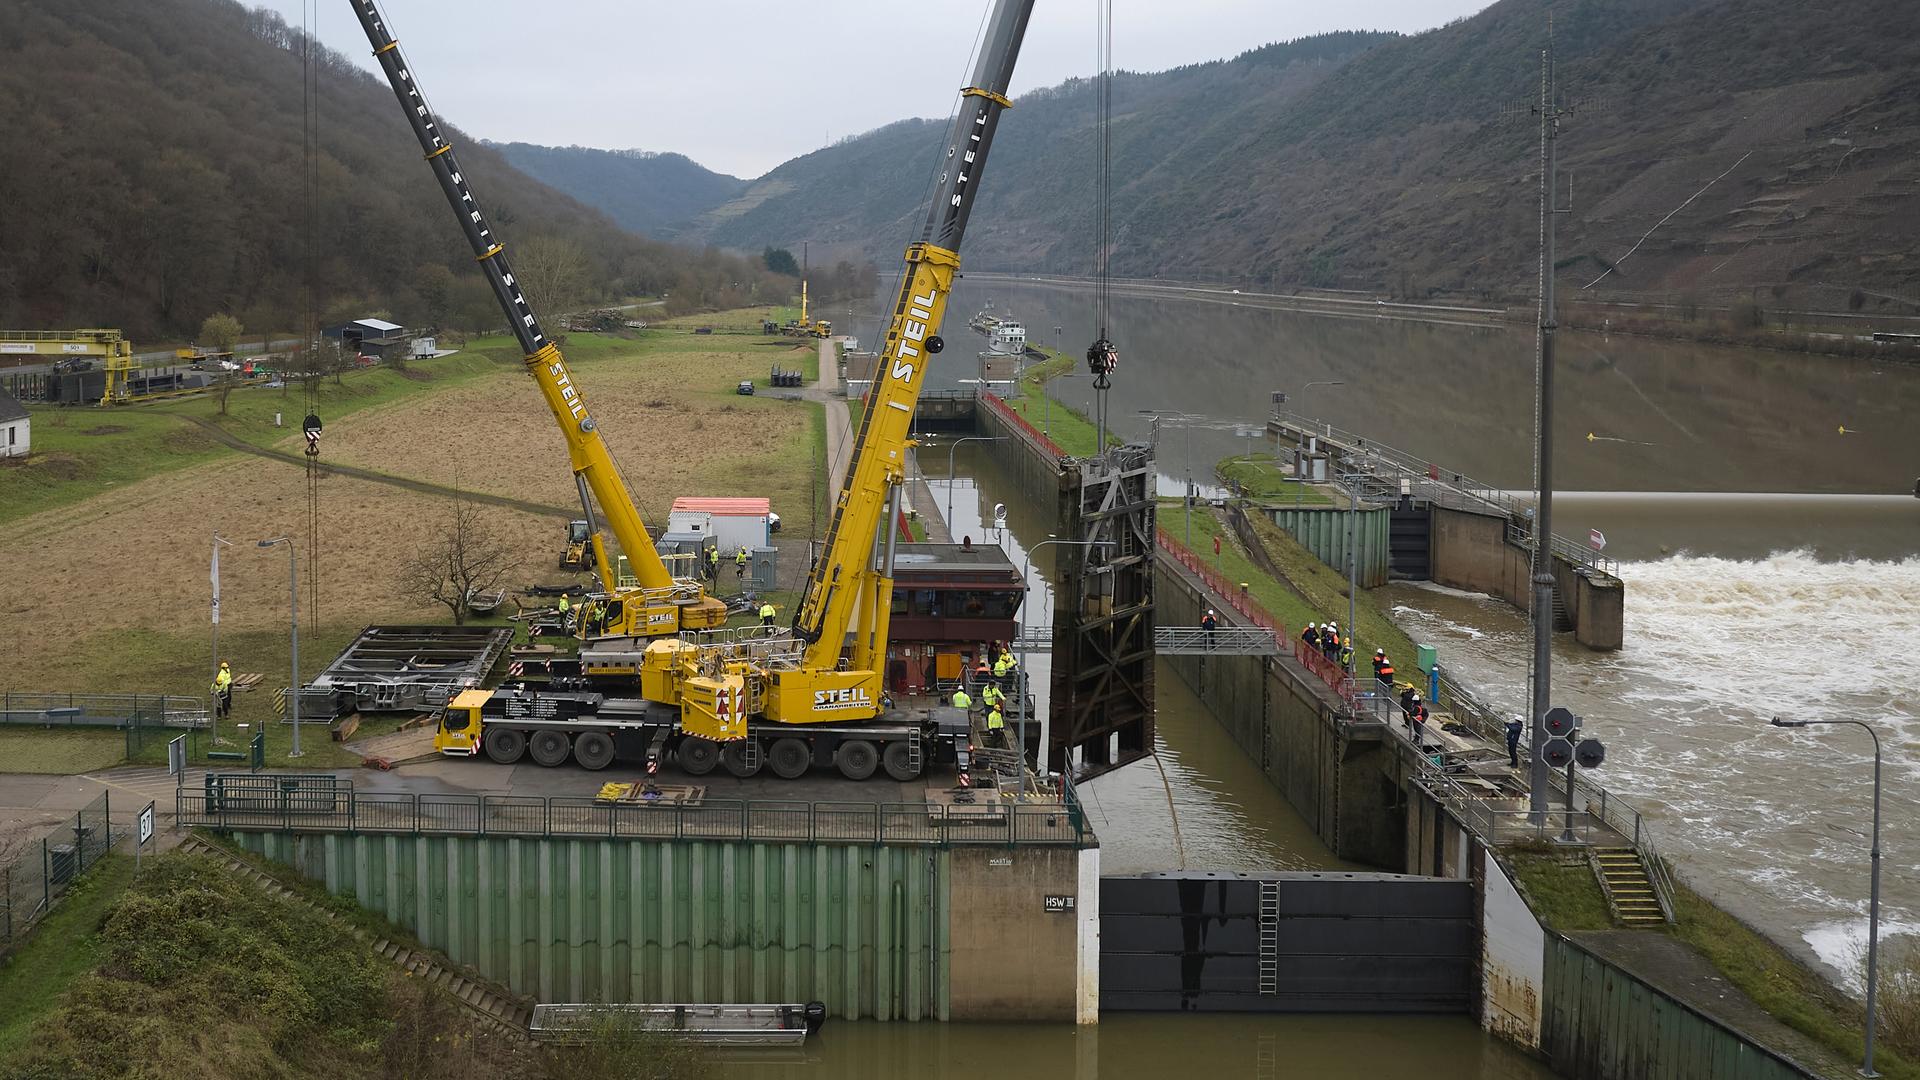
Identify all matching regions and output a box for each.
[792,0,1034,678]
[347,0,678,598]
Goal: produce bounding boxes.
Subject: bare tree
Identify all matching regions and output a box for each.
[401,491,515,625]
[514,234,592,316]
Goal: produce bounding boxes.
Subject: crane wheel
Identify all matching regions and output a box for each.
[835,739,879,781]
[769,738,811,779]
[529,730,572,767]
[574,732,615,771]
[678,737,720,776]
[484,727,527,765]
[722,742,762,778]
[882,741,921,781]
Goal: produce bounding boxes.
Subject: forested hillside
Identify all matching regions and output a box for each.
[490,143,747,240]
[0,0,778,339]
[688,0,1920,305]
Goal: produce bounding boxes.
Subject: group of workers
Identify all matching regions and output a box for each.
[704,545,753,588]
[949,644,1021,746]
[1299,620,1355,671]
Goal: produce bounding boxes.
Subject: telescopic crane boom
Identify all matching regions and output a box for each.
[347,0,723,636]
[789,0,1035,699]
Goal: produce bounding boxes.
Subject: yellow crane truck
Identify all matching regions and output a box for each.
[354,0,1034,780]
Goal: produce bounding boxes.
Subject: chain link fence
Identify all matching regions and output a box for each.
[0,791,114,953]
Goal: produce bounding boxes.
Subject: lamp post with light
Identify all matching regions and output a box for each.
[1770,715,1884,1077]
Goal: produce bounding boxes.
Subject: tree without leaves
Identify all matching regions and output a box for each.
[401,491,515,626]
[514,234,593,317]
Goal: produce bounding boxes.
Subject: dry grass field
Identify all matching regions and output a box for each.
[0,323,826,705]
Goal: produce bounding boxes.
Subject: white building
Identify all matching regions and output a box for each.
[668,496,772,556]
[0,390,28,458]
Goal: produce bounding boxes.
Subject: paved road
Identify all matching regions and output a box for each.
[803,336,852,495]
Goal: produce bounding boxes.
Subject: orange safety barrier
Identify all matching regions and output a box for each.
[1156,527,1357,707]
[978,390,1067,462]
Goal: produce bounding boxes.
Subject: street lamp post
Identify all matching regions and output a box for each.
[258,538,301,758]
[941,436,1005,532]
[1020,537,1114,795]
[1771,716,1884,1077]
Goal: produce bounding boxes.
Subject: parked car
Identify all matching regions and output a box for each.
[768,511,782,533]
[736,380,755,396]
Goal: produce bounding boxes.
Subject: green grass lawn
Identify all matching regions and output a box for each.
[1159,501,1420,673]
[0,854,135,1060]
[1004,349,1117,457]
[1218,452,1333,504]
[0,730,129,774]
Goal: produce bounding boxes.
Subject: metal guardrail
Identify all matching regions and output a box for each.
[0,791,113,953]
[176,786,1096,848]
[0,691,209,730]
[1272,411,1618,578]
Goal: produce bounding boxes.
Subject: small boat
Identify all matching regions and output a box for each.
[464,586,507,615]
[529,1001,827,1047]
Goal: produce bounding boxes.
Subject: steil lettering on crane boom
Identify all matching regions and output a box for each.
[889,290,939,382]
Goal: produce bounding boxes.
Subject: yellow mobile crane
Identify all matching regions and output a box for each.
[348,0,723,639]
[382,0,1035,779]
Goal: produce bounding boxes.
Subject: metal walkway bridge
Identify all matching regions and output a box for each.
[1013,626,1279,656]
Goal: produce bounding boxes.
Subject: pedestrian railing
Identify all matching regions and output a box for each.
[977,389,1066,462]
[1272,410,1618,578]
[0,691,209,730]
[176,784,1097,848]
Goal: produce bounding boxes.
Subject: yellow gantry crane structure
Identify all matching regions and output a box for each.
[0,329,135,405]
[348,0,723,638]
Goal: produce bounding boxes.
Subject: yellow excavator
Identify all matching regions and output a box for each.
[346,2,722,639]
[359,0,1034,777]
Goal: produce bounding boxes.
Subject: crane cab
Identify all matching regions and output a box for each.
[813,320,832,339]
[436,689,494,756]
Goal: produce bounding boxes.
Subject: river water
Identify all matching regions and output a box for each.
[887,277,1920,989]
[719,434,1553,1077]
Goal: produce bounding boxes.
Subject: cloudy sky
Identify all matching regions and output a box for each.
[266,1,1489,177]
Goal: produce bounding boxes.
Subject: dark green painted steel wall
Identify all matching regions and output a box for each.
[234,833,950,1021]
[1542,936,1817,1080]
[1263,506,1390,589]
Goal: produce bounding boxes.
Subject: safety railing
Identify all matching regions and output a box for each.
[976,389,1066,462]
[176,786,1097,848]
[0,791,114,953]
[0,691,209,730]
[1273,410,1618,578]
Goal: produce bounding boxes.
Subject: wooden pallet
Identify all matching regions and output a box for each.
[228,672,266,693]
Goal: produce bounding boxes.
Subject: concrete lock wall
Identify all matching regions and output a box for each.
[233,832,951,1021]
[1262,505,1391,589]
[975,393,1068,511]
[1477,847,1546,1051]
[1429,505,1623,650]
[947,845,1100,1024]
[1155,557,1404,868]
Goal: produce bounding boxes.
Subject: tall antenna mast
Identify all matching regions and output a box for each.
[1528,23,1575,820]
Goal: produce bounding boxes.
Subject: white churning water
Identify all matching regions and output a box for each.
[1387,550,1920,984]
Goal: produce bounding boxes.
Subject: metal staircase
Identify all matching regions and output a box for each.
[1591,847,1671,926]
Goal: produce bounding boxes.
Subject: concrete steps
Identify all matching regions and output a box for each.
[178,836,534,1035]
[1591,846,1669,926]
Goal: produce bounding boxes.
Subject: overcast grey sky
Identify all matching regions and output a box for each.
[267,1,1489,177]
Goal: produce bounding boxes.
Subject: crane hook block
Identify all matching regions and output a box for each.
[1086,338,1119,376]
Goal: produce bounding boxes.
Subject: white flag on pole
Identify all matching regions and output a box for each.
[211,539,221,625]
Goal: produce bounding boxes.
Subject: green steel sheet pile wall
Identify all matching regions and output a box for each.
[234,832,950,1020]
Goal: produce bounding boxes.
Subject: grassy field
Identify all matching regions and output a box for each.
[1218,451,1333,503]
[0,316,828,713]
[0,730,130,774]
[1004,349,1116,457]
[1159,501,1421,672]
